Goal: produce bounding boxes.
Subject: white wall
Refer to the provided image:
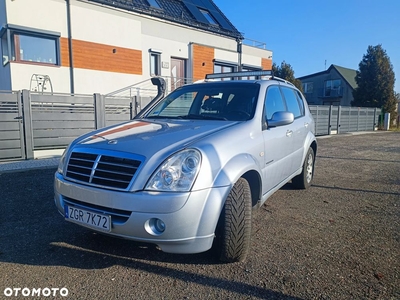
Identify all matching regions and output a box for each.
[5,0,68,36]
[70,1,142,50]
[10,64,71,93]
[3,0,273,94]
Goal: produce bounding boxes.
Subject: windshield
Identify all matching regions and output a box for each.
[144,82,260,121]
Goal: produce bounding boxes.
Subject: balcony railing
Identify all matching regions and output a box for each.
[319,87,343,98]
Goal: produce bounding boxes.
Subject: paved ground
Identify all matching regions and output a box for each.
[0,131,399,299]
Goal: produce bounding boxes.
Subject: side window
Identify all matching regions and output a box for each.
[264,86,286,120]
[281,87,302,119]
[296,90,306,116]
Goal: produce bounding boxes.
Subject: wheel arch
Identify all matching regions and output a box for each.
[242,170,262,208]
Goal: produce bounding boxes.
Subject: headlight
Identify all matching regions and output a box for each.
[146,149,201,192]
[57,146,70,175]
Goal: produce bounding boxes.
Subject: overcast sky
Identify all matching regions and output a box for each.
[215,0,400,92]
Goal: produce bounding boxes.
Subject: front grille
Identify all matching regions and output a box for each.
[66,151,142,190]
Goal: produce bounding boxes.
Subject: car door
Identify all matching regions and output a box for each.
[261,85,294,194]
[280,86,309,173]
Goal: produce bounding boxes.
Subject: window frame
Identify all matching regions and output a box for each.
[1,24,61,67]
[199,9,219,25]
[324,79,341,97]
[302,82,314,94]
[149,51,161,76]
[213,60,238,81]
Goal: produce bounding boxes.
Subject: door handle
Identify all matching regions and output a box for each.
[286,130,293,137]
[304,122,309,128]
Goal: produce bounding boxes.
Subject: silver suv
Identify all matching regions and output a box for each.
[54,70,317,262]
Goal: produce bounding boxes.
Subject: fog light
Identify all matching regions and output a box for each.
[145,218,166,236]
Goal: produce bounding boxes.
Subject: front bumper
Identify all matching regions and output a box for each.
[54,172,230,254]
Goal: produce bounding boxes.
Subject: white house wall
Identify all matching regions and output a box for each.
[1,0,273,94]
[5,0,68,36]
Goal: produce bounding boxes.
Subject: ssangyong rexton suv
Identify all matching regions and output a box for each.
[54,70,317,262]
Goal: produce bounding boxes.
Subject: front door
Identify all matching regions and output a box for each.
[262,85,295,195]
[171,58,186,91]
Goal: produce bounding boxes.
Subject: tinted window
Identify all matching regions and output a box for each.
[264,86,286,120]
[296,90,306,116]
[281,87,302,118]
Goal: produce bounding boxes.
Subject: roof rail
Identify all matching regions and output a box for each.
[270,76,295,87]
[205,70,273,80]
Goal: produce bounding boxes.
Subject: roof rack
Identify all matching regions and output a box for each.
[204,70,296,87]
[205,70,273,80]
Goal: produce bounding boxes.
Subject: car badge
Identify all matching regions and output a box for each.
[108,140,118,145]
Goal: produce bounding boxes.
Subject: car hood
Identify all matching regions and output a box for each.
[74,119,236,158]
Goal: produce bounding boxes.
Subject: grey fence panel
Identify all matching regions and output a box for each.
[309,106,330,136]
[339,107,351,133]
[30,93,95,150]
[104,96,133,127]
[0,91,25,160]
[309,105,380,136]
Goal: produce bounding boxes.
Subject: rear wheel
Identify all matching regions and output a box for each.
[214,177,252,262]
[292,147,315,189]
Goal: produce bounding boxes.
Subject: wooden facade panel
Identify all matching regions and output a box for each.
[262,58,272,70]
[60,37,70,67]
[193,44,214,81]
[60,37,142,74]
[72,39,142,74]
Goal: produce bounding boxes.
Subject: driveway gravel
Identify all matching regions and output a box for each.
[0,131,399,299]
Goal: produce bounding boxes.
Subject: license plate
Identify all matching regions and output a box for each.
[65,205,111,232]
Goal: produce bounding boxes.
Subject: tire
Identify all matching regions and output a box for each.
[214,177,252,263]
[292,147,315,189]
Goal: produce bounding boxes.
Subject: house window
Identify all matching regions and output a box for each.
[147,0,161,9]
[324,79,341,97]
[214,63,236,81]
[242,66,262,80]
[1,34,9,66]
[1,26,60,66]
[150,52,161,76]
[302,82,314,93]
[199,9,218,25]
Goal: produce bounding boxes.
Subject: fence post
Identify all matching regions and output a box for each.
[337,106,341,134]
[373,108,377,131]
[328,105,333,135]
[94,93,106,129]
[21,89,34,159]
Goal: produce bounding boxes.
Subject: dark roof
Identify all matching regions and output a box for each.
[87,0,242,39]
[298,64,358,90]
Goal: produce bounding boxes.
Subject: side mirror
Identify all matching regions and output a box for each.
[268,111,294,127]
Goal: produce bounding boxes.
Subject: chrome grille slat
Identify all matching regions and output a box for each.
[65,151,142,190]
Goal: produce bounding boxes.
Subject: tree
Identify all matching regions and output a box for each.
[272,61,303,92]
[352,45,397,123]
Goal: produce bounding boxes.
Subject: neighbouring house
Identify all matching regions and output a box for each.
[298,64,357,106]
[0,0,272,94]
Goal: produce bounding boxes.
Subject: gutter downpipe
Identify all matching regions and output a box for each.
[237,37,243,79]
[66,0,75,94]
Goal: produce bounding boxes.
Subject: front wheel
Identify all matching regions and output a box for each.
[292,147,315,189]
[214,177,252,263]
